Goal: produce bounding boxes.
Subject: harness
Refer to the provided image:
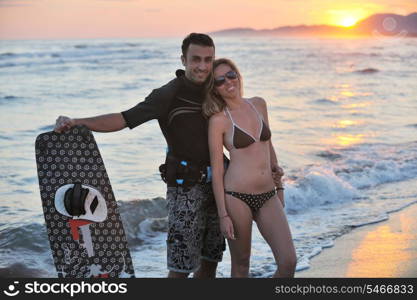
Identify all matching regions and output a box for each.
[159,152,212,188]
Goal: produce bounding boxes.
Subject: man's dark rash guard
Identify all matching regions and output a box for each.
[121,70,210,165]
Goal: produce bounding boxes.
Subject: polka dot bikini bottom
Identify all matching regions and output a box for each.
[225,188,276,214]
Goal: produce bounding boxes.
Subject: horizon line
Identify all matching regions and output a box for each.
[1,11,415,41]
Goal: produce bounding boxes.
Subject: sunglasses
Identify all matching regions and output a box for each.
[214,70,238,87]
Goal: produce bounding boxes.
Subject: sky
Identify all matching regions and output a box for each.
[0,0,416,40]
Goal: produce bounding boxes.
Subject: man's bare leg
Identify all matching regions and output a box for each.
[168,271,189,278]
[193,259,218,278]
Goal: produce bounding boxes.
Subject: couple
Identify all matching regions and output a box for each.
[54,33,296,278]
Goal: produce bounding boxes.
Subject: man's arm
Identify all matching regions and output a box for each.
[55,77,180,133]
[54,113,127,133]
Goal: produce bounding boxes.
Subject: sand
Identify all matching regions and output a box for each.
[297,203,417,278]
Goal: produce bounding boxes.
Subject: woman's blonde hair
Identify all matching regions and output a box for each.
[203,58,243,118]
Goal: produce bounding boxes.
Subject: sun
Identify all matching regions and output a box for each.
[326,9,367,28]
[340,16,358,27]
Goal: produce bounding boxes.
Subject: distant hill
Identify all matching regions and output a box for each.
[354,12,417,36]
[210,12,417,37]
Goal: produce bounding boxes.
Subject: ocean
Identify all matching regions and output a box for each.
[0,36,416,277]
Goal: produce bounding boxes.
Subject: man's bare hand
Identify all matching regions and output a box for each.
[54,116,76,133]
[272,164,284,186]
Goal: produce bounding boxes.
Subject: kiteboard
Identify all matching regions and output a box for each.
[35,125,135,278]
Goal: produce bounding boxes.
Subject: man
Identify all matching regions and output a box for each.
[54,33,225,278]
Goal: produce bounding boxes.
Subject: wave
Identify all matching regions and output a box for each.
[0,197,167,255]
[0,135,13,141]
[310,98,339,105]
[285,166,359,213]
[1,95,18,100]
[333,142,417,189]
[0,223,49,252]
[0,52,15,58]
[316,150,343,160]
[349,215,389,228]
[74,44,88,49]
[0,262,50,278]
[0,63,16,68]
[118,197,168,244]
[1,52,59,60]
[0,48,162,69]
[335,52,381,57]
[126,43,142,47]
[37,125,54,132]
[314,141,417,188]
[0,40,164,71]
[0,95,24,104]
[285,141,417,213]
[354,68,380,74]
[74,42,144,49]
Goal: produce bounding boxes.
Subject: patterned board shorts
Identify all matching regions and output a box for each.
[166,183,226,273]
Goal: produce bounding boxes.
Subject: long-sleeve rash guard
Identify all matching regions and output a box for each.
[121,70,210,165]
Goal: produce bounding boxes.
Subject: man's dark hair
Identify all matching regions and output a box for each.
[181,33,215,57]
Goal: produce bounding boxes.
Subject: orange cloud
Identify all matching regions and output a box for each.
[0,0,416,39]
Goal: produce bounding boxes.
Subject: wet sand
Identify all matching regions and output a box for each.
[297,203,417,277]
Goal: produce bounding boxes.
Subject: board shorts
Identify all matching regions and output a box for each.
[166,183,226,273]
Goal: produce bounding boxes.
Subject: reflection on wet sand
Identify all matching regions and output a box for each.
[346,213,415,277]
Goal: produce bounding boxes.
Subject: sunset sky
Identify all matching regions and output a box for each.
[0,0,416,40]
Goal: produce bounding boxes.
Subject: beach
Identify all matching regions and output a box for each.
[298,203,417,278]
[1,36,417,277]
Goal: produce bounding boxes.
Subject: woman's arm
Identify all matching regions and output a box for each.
[270,140,285,207]
[208,114,228,217]
[208,113,235,239]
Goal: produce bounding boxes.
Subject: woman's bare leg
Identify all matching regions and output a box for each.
[254,195,296,277]
[225,194,253,277]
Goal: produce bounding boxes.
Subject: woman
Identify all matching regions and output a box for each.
[203,58,296,277]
